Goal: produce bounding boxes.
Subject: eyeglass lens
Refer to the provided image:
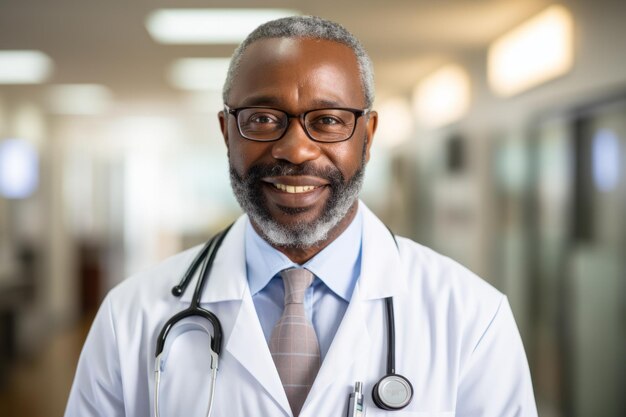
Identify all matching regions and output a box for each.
[236,108,357,142]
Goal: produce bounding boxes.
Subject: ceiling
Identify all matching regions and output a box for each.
[0,0,552,105]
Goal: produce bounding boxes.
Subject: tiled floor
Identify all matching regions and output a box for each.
[0,316,92,417]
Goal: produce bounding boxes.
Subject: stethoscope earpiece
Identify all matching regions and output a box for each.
[371,373,414,410]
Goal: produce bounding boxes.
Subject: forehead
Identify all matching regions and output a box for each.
[228,37,366,109]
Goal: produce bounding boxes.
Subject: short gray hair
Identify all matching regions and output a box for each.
[222,15,375,108]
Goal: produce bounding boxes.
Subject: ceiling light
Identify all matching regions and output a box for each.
[168,58,231,91]
[412,64,471,128]
[146,9,299,44]
[0,50,53,84]
[46,84,112,115]
[488,5,574,97]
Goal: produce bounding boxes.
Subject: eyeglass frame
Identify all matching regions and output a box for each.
[223,104,371,143]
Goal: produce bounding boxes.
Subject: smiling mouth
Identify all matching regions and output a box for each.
[272,183,321,194]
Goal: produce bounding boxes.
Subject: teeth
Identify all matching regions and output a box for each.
[273,183,318,193]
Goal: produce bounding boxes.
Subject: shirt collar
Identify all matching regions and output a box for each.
[245,208,363,302]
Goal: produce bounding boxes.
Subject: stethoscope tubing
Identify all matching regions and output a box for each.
[154,226,231,417]
[156,224,232,358]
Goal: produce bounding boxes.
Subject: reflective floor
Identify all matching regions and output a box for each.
[0,316,92,417]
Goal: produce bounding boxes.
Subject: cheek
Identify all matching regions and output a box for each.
[228,135,271,174]
[326,138,366,177]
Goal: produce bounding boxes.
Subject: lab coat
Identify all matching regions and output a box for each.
[65,203,537,417]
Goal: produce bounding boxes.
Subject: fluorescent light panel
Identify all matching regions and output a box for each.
[413,64,471,128]
[146,9,299,44]
[488,5,574,97]
[168,58,231,91]
[0,50,53,84]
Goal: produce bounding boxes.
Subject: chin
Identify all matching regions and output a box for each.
[255,198,356,249]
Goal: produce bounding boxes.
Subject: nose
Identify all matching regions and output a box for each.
[270,118,322,164]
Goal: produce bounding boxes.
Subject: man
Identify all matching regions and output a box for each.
[65,16,537,417]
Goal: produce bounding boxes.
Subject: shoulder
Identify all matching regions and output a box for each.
[359,202,503,327]
[395,236,506,350]
[396,236,502,304]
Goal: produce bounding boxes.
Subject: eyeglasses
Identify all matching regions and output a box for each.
[224,105,370,143]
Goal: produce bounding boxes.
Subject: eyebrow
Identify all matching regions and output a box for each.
[239,95,282,107]
[238,95,347,109]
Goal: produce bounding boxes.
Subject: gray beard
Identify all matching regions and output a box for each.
[229,148,366,249]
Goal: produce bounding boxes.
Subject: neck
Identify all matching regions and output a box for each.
[251,201,359,265]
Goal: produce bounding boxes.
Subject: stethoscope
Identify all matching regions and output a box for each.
[154,224,413,417]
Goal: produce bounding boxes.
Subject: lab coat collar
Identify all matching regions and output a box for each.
[180,201,407,304]
[179,214,249,304]
[357,201,407,300]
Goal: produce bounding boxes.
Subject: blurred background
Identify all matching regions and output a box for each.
[0,0,625,416]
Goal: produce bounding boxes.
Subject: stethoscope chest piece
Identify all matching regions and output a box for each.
[372,374,414,410]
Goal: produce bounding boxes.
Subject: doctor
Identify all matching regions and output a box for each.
[65,16,537,417]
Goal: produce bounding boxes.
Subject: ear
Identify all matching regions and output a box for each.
[364,110,378,163]
[218,110,229,150]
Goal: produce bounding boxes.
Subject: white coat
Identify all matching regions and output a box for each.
[65,203,537,417]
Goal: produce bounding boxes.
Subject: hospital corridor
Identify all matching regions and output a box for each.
[1,1,625,416]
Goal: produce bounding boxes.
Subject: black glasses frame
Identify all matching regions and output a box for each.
[224,104,370,143]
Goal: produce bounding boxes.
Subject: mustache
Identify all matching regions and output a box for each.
[245,161,345,183]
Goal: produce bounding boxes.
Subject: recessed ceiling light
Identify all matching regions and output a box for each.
[146,9,299,44]
[488,5,574,97]
[168,58,231,91]
[0,50,53,84]
[412,64,471,128]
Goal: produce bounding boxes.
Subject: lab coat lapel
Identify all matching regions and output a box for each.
[306,202,407,409]
[305,283,371,403]
[180,215,292,416]
[357,202,407,301]
[225,288,292,416]
[180,216,248,304]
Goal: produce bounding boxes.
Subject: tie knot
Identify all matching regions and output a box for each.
[280,268,314,304]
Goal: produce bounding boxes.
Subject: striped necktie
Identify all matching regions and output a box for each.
[269,268,321,416]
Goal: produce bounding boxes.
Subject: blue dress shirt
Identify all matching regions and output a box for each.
[245,208,363,360]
